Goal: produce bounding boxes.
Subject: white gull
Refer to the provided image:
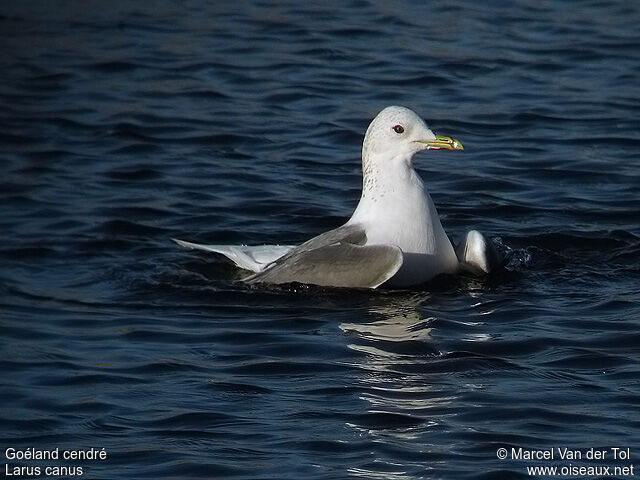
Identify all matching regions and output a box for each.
[175,106,500,288]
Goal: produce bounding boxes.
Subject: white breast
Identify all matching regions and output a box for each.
[348,171,458,286]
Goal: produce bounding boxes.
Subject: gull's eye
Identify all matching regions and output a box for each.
[393,124,405,134]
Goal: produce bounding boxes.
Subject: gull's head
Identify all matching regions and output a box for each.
[362,106,463,162]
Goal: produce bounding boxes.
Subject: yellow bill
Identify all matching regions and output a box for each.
[417,135,464,150]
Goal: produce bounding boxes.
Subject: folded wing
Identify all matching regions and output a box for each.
[245,224,403,288]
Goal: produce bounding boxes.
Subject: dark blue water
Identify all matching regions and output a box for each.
[1,1,639,479]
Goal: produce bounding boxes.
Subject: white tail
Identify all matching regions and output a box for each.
[172,238,293,272]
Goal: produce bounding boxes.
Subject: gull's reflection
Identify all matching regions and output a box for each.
[339,290,488,480]
[340,294,434,344]
[340,292,436,366]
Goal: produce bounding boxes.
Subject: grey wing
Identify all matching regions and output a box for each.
[244,224,403,289]
[281,223,368,256]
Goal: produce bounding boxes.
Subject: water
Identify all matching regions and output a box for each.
[1,1,639,478]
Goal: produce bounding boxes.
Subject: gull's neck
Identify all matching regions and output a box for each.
[351,150,425,222]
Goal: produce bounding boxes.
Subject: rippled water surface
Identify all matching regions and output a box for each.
[2,1,639,479]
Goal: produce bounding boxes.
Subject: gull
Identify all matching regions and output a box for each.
[174,106,500,288]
